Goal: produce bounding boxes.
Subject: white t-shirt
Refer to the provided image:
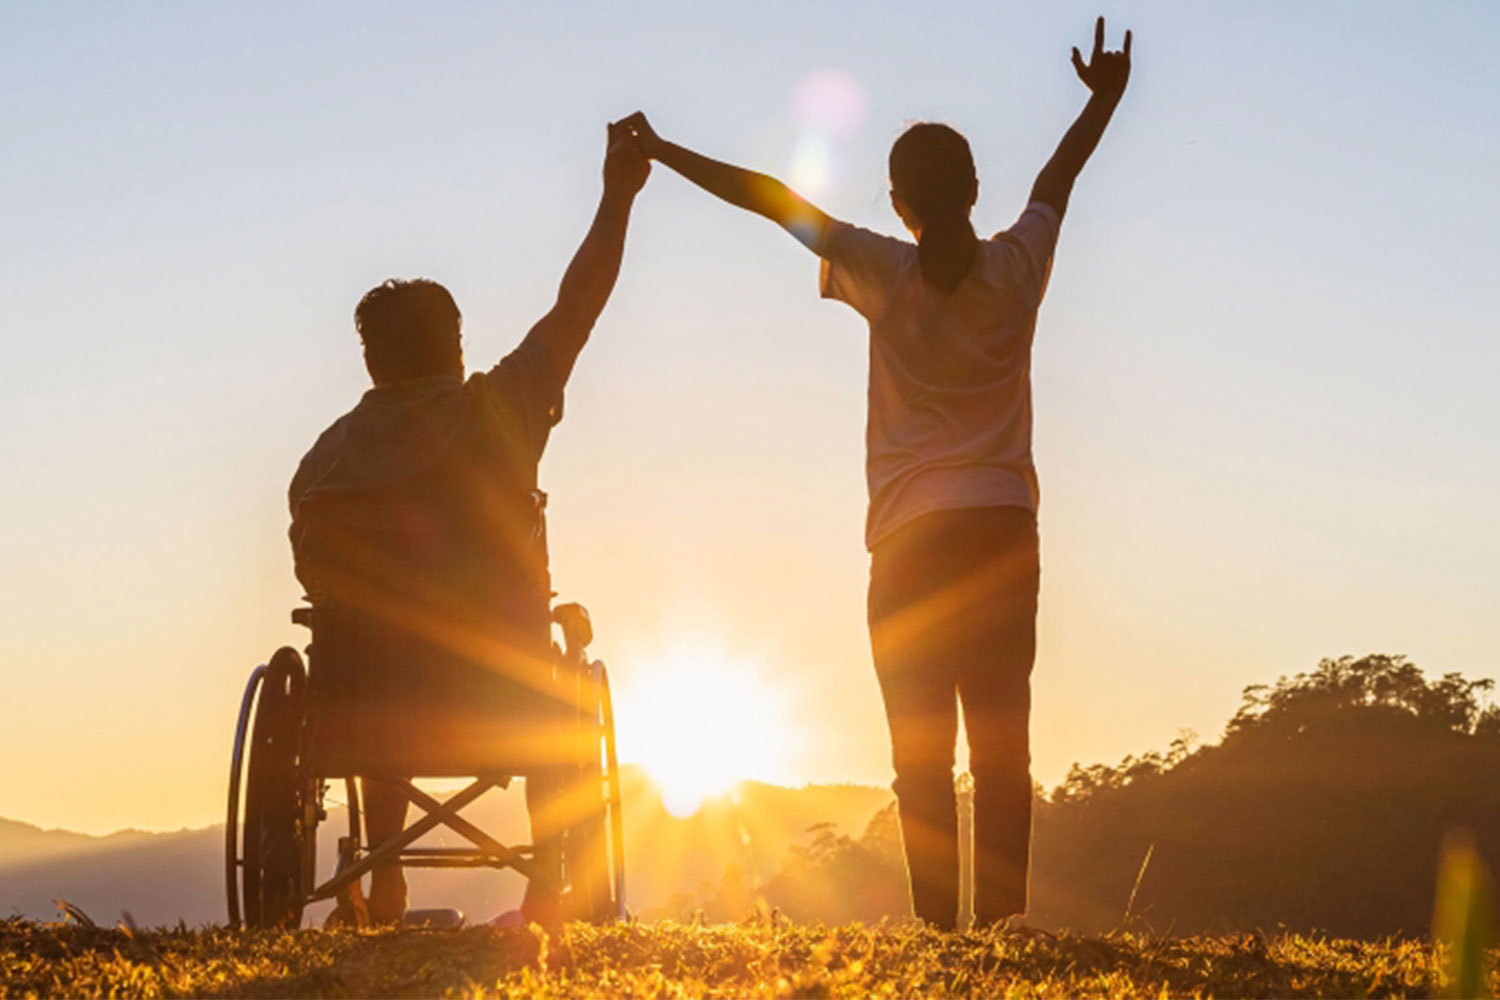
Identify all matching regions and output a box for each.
[819,201,1061,550]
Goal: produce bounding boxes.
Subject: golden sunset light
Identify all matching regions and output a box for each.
[612,640,797,818]
[5,3,1500,995]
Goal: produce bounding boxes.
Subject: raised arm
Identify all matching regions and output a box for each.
[620,111,834,255]
[1030,17,1132,219]
[523,122,650,381]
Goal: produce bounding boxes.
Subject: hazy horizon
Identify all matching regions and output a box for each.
[3,1,1497,834]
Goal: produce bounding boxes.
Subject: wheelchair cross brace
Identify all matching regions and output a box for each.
[306,777,539,905]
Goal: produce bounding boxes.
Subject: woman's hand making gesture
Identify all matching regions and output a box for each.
[1071,16,1132,104]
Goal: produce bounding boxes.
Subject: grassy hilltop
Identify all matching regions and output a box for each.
[0,917,1465,999]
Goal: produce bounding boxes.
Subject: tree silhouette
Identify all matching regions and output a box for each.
[758,809,909,924]
[1030,654,1500,937]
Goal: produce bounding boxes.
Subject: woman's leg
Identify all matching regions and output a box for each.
[954,508,1040,925]
[869,514,963,930]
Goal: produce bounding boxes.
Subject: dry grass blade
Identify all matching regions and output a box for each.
[1119,843,1155,932]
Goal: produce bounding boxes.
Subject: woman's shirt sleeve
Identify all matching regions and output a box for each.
[819,220,912,321]
[991,201,1062,309]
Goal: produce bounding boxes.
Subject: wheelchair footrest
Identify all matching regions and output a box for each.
[404,908,466,929]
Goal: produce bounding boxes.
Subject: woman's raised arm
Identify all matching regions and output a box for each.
[620,111,834,255]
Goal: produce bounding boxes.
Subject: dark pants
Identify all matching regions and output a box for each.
[868,505,1040,929]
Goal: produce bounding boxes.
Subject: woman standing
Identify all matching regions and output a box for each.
[623,18,1130,929]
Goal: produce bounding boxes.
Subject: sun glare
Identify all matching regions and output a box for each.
[786,67,868,200]
[614,643,795,818]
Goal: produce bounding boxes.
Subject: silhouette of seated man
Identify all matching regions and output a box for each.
[286,124,648,925]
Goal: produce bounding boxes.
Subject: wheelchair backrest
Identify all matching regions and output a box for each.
[290,449,566,775]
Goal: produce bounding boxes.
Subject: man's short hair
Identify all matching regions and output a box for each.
[355,279,463,384]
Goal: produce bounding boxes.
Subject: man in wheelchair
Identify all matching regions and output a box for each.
[284,124,648,926]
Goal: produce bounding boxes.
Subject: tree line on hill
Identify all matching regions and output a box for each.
[666,654,1500,938]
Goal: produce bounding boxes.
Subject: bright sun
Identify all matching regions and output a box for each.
[613,643,794,818]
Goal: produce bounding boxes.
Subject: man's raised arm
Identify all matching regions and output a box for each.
[1030,17,1132,219]
[524,122,651,382]
[619,111,834,256]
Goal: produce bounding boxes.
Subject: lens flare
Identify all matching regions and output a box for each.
[793,68,869,140]
[788,133,833,202]
[786,68,868,200]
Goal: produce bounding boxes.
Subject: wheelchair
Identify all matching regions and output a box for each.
[225,488,624,929]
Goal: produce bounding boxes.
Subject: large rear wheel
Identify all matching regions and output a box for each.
[242,646,311,928]
[226,663,266,928]
[562,660,624,923]
[598,661,626,919]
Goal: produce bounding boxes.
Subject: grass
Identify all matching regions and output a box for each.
[0,916,1471,998]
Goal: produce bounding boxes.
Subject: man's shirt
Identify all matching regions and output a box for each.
[290,337,563,517]
[288,336,565,630]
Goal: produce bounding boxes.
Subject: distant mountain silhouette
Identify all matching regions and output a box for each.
[0,767,890,928]
[0,818,155,868]
[1,824,221,926]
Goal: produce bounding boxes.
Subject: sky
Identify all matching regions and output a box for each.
[2,1,1498,834]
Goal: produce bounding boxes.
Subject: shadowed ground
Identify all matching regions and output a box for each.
[0,917,1466,998]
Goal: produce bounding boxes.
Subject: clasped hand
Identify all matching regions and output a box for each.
[604,120,650,197]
